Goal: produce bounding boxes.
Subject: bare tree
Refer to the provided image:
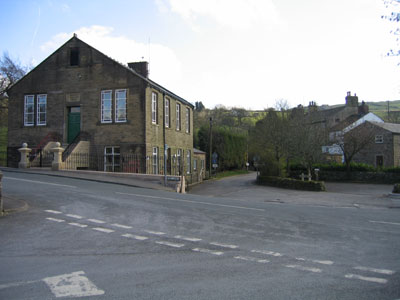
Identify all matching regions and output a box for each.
[0,52,27,126]
[338,122,376,174]
[288,113,327,179]
[0,52,27,95]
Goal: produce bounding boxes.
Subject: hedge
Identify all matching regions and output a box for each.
[289,162,400,173]
[257,175,326,192]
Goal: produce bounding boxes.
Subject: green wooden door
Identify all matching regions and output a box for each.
[68,112,81,143]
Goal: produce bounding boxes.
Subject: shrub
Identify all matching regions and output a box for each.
[257,175,326,192]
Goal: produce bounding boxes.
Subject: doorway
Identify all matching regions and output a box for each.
[68,107,81,143]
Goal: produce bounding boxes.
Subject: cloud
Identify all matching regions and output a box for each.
[40,25,183,92]
[158,0,282,32]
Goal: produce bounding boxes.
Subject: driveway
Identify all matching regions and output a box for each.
[189,172,394,208]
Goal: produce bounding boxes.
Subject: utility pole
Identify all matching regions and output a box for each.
[209,117,212,178]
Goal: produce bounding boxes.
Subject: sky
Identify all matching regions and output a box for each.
[1,0,400,109]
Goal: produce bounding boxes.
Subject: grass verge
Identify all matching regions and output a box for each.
[213,169,249,180]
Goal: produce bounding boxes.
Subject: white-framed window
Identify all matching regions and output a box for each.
[37,94,47,126]
[24,95,34,126]
[152,92,158,124]
[375,135,383,144]
[186,107,190,133]
[177,148,182,174]
[176,103,181,131]
[186,150,191,174]
[101,90,112,123]
[115,89,127,123]
[201,159,204,170]
[165,98,170,128]
[193,158,197,171]
[104,146,120,172]
[152,147,159,174]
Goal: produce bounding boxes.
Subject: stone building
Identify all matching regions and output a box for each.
[7,34,195,177]
[352,122,400,168]
[307,92,370,129]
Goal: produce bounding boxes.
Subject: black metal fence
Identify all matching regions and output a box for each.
[61,152,185,175]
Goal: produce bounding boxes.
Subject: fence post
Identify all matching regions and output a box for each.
[0,170,3,215]
[51,142,65,171]
[18,143,31,169]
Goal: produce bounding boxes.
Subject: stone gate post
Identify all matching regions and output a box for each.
[18,143,31,169]
[51,142,65,171]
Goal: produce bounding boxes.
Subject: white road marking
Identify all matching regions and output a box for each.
[370,220,400,226]
[87,219,106,224]
[6,177,76,188]
[345,274,388,284]
[353,266,395,275]
[45,210,63,214]
[156,241,185,248]
[121,234,148,240]
[46,217,65,223]
[144,230,166,235]
[285,264,322,273]
[66,214,83,219]
[210,242,238,249]
[295,257,334,265]
[192,248,224,256]
[0,280,39,290]
[251,249,282,257]
[43,271,104,297]
[174,235,202,242]
[116,192,265,212]
[111,223,132,229]
[234,256,269,263]
[92,227,114,233]
[68,223,88,228]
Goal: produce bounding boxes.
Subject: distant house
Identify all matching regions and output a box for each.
[352,122,400,168]
[307,92,370,129]
[7,34,196,179]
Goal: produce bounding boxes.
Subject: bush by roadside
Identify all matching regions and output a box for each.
[257,175,326,192]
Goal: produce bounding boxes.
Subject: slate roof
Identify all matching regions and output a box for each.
[370,122,400,134]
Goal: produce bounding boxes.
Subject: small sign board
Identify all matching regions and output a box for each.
[212,163,218,169]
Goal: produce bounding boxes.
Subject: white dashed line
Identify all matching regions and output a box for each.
[92,227,114,233]
[345,274,388,284]
[111,223,132,229]
[144,230,166,236]
[285,264,322,273]
[353,266,395,275]
[46,217,65,223]
[295,257,334,265]
[66,214,83,219]
[234,256,269,263]
[121,234,148,240]
[209,242,238,249]
[251,249,282,257]
[87,219,106,224]
[174,235,202,242]
[45,210,63,214]
[192,248,224,256]
[156,241,185,248]
[68,223,88,228]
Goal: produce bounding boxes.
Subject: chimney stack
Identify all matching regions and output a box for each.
[345,91,358,107]
[128,61,149,78]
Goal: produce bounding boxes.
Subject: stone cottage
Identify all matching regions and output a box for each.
[7,34,200,178]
